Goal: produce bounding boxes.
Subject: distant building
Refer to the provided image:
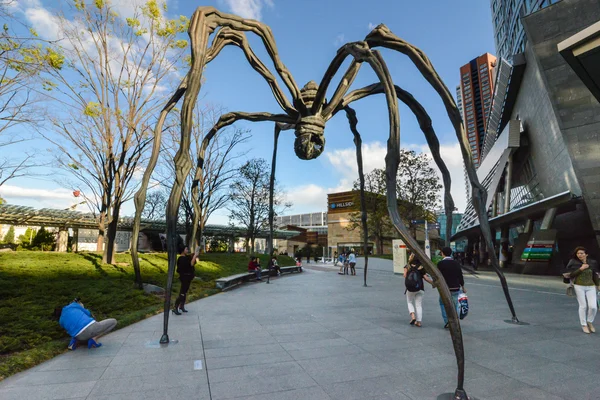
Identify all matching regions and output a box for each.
[491,0,562,60]
[458,53,497,169]
[436,212,463,242]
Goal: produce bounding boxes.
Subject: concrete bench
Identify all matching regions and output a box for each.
[215,265,302,291]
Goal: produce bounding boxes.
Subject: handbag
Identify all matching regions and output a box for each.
[566,284,575,297]
[458,291,469,320]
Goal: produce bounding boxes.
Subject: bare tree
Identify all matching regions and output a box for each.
[142,189,167,220]
[159,104,249,250]
[228,158,290,253]
[37,0,188,263]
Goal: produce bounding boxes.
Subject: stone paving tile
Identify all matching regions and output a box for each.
[508,338,600,362]
[206,350,293,369]
[86,383,211,400]
[37,355,114,371]
[274,331,342,343]
[0,381,96,400]
[3,367,106,387]
[209,371,317,399]
[207,360,304,383]
[321,373,413,400]
[543,373,600,400]
[279,337,352,351]
[100,359,198,379]
[230,385,333,400]
[87,371,206,397]
[297,352,399,385]
[486,387,566,400]
[500,361,591,387]
[464,374,535,398]
[287,343,366,361]
[263,322,331,335]
[204,343,282,358]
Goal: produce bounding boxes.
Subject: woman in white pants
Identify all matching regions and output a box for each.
[404,254,433,327]
[565,246,600,334]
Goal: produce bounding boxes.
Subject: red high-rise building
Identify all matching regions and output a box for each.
[458,53,497,169]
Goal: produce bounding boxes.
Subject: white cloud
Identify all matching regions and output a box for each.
[220,0,274,20]
[0,184,74,200]
[0,184,88,210]
[368,22,377,31]
[283,141,468,215]
[333,33,345,47]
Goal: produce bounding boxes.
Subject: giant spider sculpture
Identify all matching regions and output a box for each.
[129,7,521,399]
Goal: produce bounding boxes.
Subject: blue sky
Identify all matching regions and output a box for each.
[1,0,495,224]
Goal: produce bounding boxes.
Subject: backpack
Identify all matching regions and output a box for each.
[405,267,421,292]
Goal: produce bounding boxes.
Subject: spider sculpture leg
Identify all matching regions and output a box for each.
[336,42,468,399]
[159,7,307,343]
[366,25,518,323]
[344,106,370,287]
[131,75,188,290]
[267,124,281,258]
[340,83,455,247]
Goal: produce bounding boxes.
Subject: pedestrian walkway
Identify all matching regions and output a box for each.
[1,259,599,399]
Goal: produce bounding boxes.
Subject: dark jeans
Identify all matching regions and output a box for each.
[249,269,262,279]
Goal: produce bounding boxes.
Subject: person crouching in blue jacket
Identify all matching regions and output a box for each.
[54,299,117,350]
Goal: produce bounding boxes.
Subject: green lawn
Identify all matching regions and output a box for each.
[0,251,293,380]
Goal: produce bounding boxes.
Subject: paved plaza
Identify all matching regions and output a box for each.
[1,258,599,400]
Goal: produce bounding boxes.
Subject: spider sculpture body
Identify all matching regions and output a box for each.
[129,7,520,399]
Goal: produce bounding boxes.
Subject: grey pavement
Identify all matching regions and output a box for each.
[2,257,599,400]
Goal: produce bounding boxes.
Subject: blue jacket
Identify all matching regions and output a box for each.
[59,302,95,337]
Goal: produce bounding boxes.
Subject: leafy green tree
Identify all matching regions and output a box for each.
[2,225,15,244]
[37,0,188,263]
[0,3,63,187]
[347,150,441,250]
[31,226,55,251]
[348,169,395,255]
[17,227,36,246]
[396,149,442,237]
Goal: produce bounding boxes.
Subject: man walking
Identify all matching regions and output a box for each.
[437,247,466,328]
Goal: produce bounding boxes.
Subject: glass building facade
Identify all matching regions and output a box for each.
[491,0,562,60]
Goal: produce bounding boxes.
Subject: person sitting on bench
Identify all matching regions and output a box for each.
[248,257,262,280]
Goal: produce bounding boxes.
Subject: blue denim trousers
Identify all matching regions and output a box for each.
[439,291,460,324]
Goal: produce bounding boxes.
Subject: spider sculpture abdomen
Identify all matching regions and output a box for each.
[294,81,326,160]
[294,115,326,159]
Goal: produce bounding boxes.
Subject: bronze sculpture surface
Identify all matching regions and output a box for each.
[128,7,522,399]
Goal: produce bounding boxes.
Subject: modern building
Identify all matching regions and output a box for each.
[453,0,600,274]
[436,211,463,243]
[275,212,327,229]
[276,191,443,257]
[326,191,441,256]
[458,53,497,169]
[491,0,562,60]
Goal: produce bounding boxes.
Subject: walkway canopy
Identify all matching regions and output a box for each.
[0,204,300,239]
